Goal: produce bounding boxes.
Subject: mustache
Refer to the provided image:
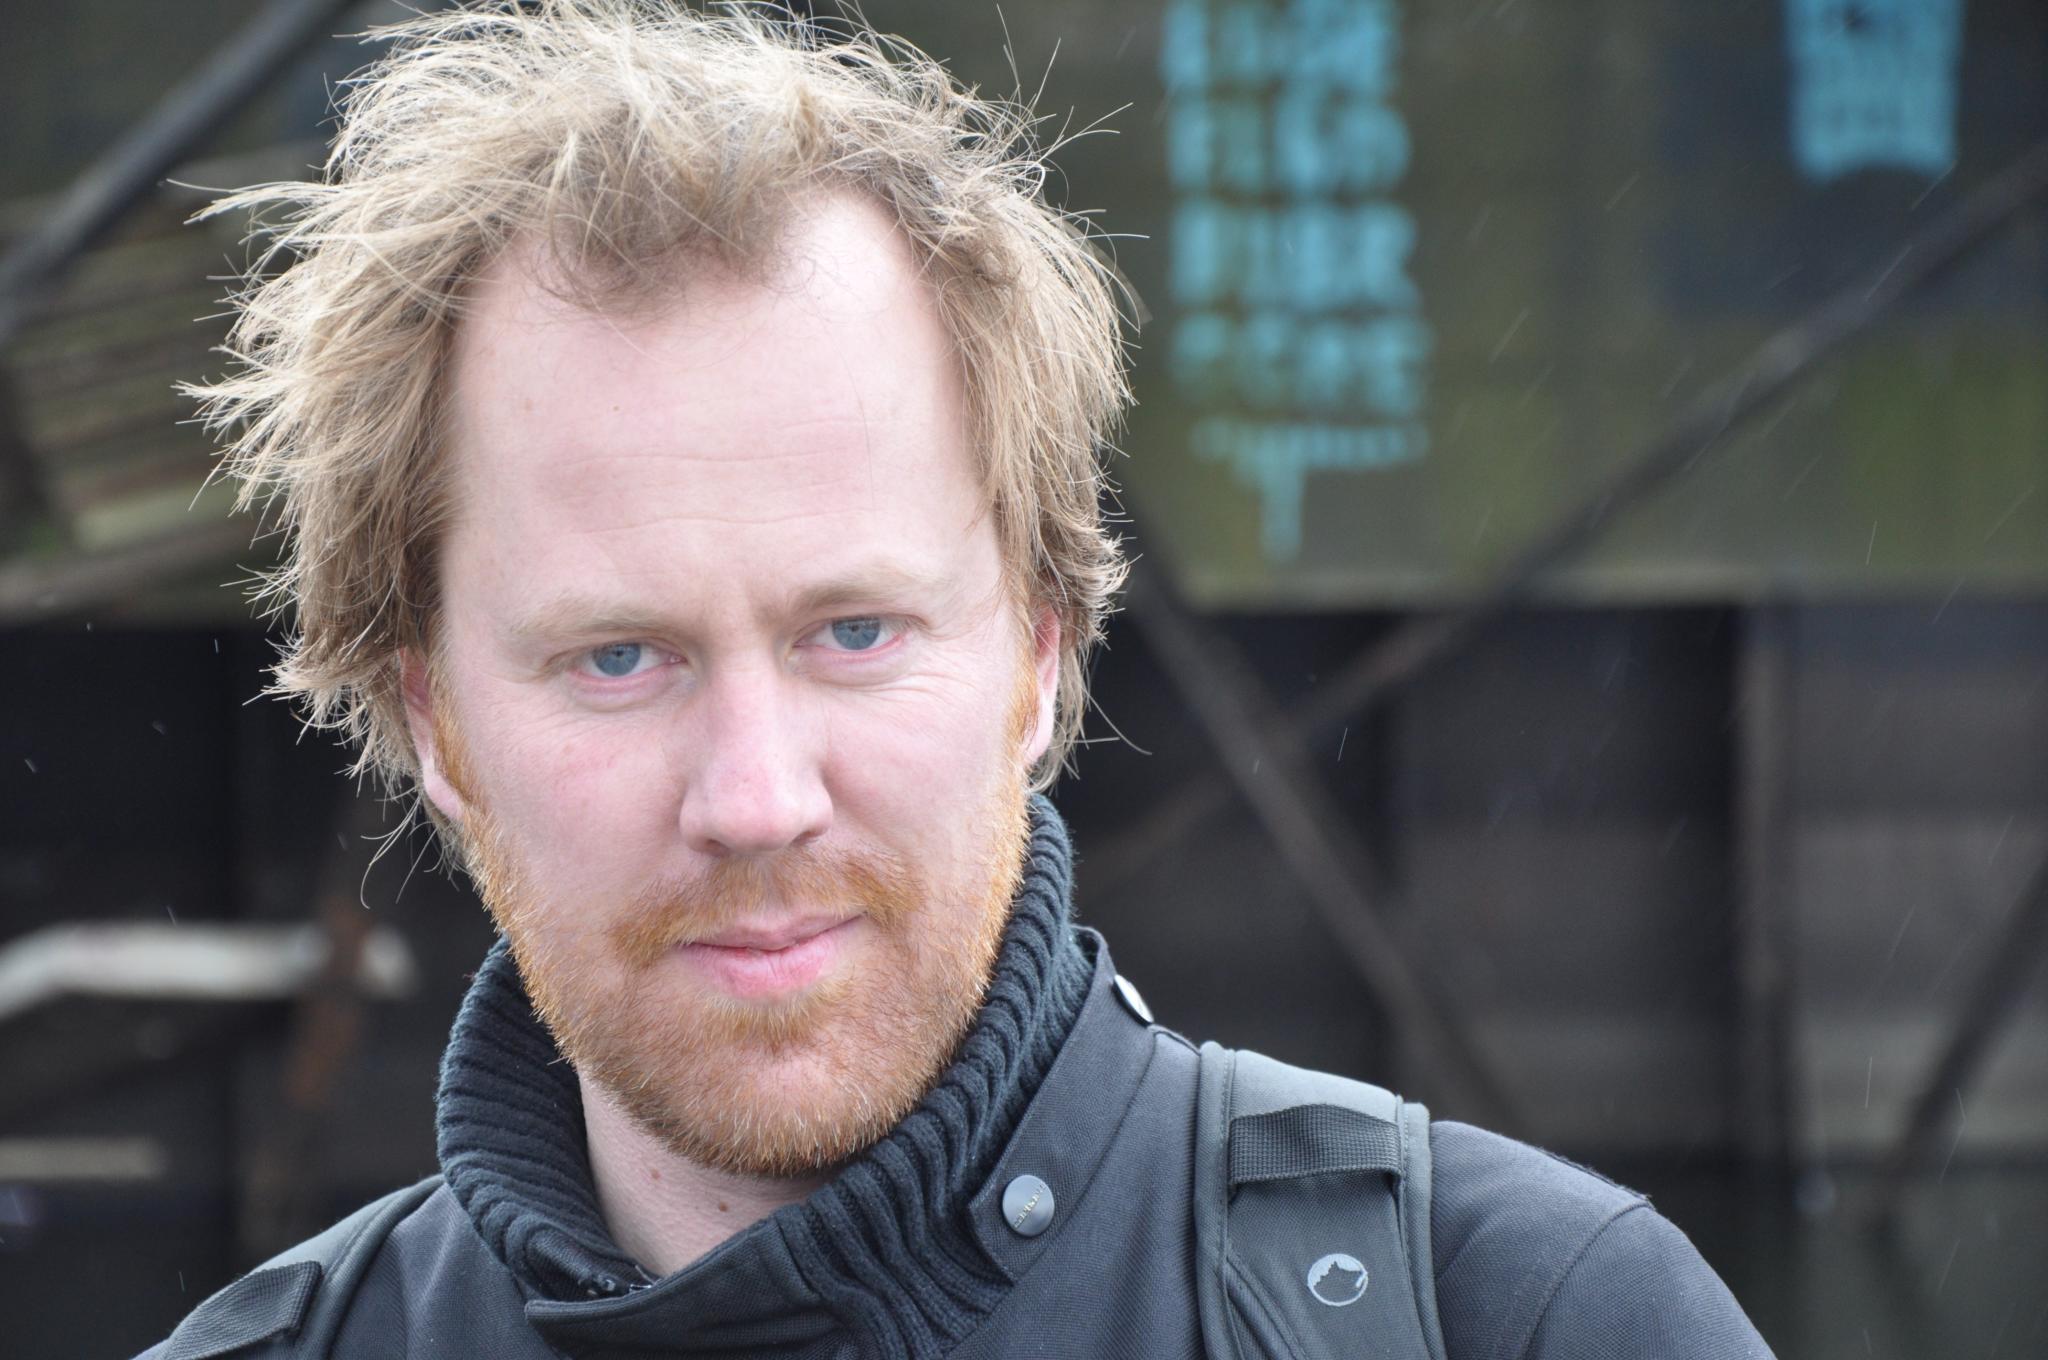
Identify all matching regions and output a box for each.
[608,843,924,969]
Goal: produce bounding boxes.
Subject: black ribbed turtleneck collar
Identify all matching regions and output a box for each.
[436,796,1095,1358]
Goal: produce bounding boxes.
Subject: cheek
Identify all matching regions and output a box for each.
[482,714,683,877]
[823,680,1021,849]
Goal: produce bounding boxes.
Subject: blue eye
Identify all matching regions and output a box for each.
[829,618,884,651]
[589,642,644,677]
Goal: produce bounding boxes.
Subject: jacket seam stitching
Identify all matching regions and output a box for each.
[1224,1252,1310,1360]
[298,1179,441,1352]
[1504,1200,1650,1360]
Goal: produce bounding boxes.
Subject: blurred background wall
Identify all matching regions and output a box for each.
[1,3,2044,1357]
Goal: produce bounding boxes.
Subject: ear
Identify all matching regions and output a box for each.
[1021,605,1061,768]
[400,648,470,826]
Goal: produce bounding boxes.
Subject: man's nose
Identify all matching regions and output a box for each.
[674,669,832,858]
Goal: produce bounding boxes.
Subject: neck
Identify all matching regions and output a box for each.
[580,1073,827,1275]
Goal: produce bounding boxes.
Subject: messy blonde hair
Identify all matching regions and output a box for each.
[193,0,1130,799]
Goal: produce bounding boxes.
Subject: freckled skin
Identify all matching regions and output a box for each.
[406,194,1060,1274]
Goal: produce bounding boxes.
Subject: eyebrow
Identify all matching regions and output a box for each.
[504,563,958,645]
[504,598,670,647]
[781,563,957,619]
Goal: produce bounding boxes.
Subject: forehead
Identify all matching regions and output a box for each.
[450,191,959,451]
[439,194,997,607]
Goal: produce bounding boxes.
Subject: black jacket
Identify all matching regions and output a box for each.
[143,803,1772,1359]
[142,942,1773,1359]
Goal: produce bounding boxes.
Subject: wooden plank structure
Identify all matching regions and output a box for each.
[0,148,318,624]
[0,0,371,622]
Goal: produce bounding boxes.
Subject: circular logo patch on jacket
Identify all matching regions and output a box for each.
[1306,1253,1369,1307]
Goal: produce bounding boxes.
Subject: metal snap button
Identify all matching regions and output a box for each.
[1113,973,1154,1025]
[1001,1174,1055,1238]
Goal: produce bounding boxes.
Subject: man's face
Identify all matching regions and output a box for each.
[411,196,1059,1177]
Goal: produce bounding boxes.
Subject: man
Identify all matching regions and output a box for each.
[147,3,1775,1357]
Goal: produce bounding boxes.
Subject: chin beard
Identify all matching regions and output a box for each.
[463,776,1031,1178]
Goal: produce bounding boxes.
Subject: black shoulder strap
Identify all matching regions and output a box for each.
[159,1178,441,1360]
[1193,1045,1446,1360]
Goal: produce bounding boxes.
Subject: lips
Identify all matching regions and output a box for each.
[691,916,851,952]
[680,916,859,999]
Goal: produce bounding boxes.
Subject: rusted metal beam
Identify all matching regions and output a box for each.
[0,371,53,550]
[1090,135,2048,901]
[0,0,369,349]
[1120,566,1523,1129]
[1873,849,2048,1223]
[0,519,253,622]
[1734,607,1801,1180]
[0,921,414,1025]
[0,1138,169,1184]
[240,789,402,1257]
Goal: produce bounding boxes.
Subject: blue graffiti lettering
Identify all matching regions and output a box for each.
[1162,0,1431,563]
[1161,0,1400,95]
[1173,311,1429,419]
[1170,92,1410,195]
[1289,0,1400,96]
[1169,201,1419,313]
[1786,0,1961,181]
[1159,1,1209,92]
[1193,417,1427,559]
[1274,91,1410,195]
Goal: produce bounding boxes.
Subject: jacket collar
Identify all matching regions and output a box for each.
[436,798,1159,1358]
[522,932,1159,1359]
